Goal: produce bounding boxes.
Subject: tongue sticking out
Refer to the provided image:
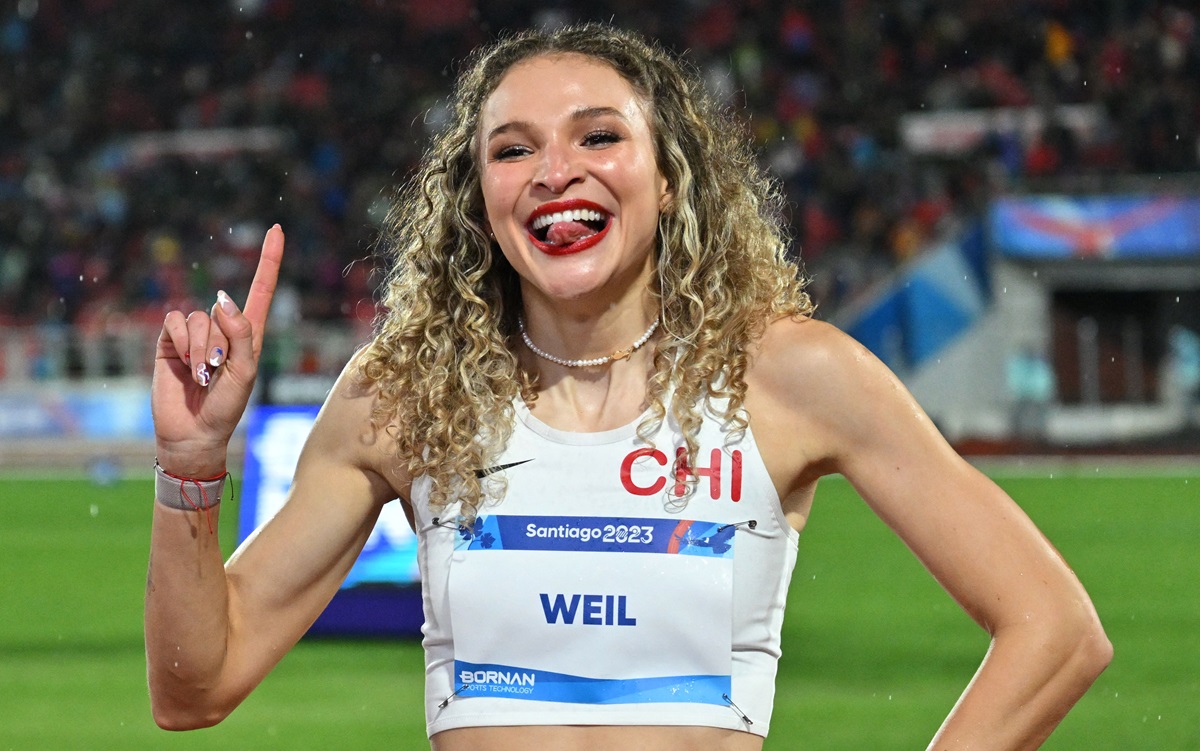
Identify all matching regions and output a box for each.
[545,220,597,246]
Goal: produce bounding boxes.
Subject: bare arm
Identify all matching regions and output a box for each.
[144,227,406,729]
[748,318,1111,750]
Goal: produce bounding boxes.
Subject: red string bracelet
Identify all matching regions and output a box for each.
[154,459,229,534]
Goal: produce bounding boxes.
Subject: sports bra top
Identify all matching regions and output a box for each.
[411,395,800,738]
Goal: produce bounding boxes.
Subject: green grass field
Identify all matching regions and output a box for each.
[1,468,1197,749]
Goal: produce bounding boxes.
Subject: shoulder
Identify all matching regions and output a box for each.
[746,314,892,413]
[748,315,866,380]
[744,315,936,474]
[301,348,411,502]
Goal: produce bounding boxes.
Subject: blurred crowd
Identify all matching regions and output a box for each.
[1,0,1197,338]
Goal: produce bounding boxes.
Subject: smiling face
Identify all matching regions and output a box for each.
[478,53,670,308]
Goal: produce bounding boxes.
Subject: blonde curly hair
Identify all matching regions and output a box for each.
[358,22,812,517]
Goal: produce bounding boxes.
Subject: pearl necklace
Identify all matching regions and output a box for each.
[518,316,660,368]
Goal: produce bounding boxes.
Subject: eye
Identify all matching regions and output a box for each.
[581,130,621,147]
[493,144,531,160]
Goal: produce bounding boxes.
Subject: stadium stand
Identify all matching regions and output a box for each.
[0,1,1196,396]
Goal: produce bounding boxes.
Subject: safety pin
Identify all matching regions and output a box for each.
[722,693,753,726]
[425,517,464,533]
[438,683,470,709]
[717,519,757,532]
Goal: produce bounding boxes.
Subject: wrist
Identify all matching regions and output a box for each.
[154,444,229,480]
[154,460,226,521]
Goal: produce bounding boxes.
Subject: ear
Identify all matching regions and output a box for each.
[658,176,674,215]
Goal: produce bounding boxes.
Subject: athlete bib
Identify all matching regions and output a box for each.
[446,513,737,706]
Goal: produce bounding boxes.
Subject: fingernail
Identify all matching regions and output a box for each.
[208,347,224,367]
[196,364,211,387]
[217,290,235,315]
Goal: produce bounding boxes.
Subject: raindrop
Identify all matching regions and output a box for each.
[89,504,99,517]
[245,31,253,39]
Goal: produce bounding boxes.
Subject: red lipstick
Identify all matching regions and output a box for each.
[525,198,612,256]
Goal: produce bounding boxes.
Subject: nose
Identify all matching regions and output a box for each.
[533,140,584,194]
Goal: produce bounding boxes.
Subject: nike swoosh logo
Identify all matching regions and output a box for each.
[474,459,534,478]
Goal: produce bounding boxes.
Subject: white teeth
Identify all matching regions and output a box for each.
[530,208,607,230]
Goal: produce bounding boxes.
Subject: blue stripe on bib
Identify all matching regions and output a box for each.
[459,515,736,558]
[452,660,731,704]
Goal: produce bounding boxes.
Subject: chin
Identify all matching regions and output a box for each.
[533,279,606,302]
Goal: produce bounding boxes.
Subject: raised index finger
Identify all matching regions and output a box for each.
[243,224,285,347]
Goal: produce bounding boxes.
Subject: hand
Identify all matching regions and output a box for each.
[151,225,284,477]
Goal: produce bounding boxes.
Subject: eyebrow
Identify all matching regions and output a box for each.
[484,106,628,143]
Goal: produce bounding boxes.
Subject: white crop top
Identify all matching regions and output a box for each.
[411,396,800,738]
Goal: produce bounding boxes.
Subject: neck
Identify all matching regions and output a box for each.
[520,315,658,369]
[518,300,659,370]
[517,319,660,431]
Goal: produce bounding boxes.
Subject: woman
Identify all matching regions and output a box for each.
[145,23,1111,750]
